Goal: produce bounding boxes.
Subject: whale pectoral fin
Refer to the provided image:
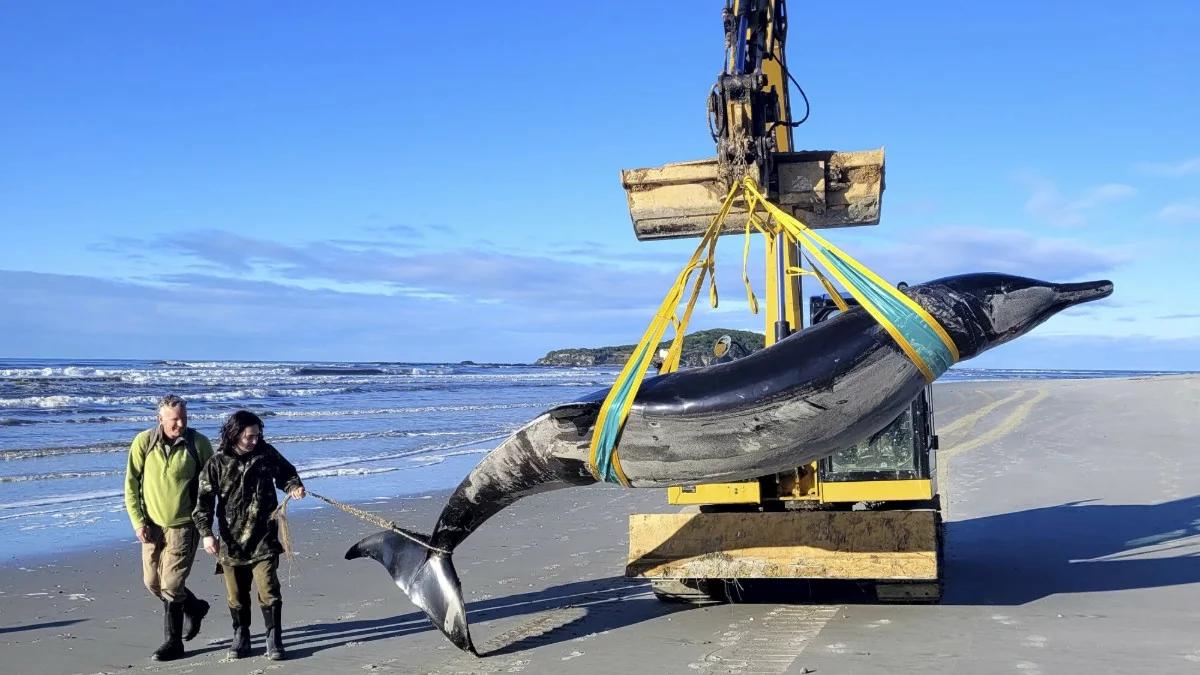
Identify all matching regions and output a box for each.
[345,531,476,655]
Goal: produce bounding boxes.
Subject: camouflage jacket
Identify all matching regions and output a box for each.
[193,442,303,566]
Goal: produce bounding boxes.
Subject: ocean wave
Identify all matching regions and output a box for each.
[302,466,403,479]
[0,366,115,379]
[414,447,491,462]
[263,402,549,418]
[0,418,38,426]
[0,438,497,512]
[294,433,504,476]
[293,366,386,376]
[0,386,357,409]
[153,361,289,369]
[0,490,123,511]
[0,501,125,523]
[1,428,500,462]
[270,429,476,444]
[0,399,556,426]
[0,469,119,483]
[1,442,126,461]
[1,364,614,400]
[54,411,261,425]
[0,365,293,381]
[0,375,124,384]
[118,368,298,384]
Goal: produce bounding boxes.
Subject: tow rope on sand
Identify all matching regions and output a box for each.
[271,490,450,556]
[587,176,960,486]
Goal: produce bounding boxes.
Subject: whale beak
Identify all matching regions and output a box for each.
[1053,279,1113,308]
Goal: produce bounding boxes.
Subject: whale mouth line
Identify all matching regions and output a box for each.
[1055,279,1113,307]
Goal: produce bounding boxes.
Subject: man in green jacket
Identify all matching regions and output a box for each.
[124,394,214,662]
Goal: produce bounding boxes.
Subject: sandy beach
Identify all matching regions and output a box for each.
[3,374,1199,674]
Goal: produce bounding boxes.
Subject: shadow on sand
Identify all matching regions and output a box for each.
[943,495,1200,604]
[268,576,678,659]
[0,618,86,635]
[267,496,1199,657]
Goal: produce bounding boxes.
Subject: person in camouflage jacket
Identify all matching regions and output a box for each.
[193,409,304,660]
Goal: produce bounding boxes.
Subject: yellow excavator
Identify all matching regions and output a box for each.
[621,0,943,603]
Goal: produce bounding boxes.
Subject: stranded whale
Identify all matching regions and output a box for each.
[347,272,1113,653]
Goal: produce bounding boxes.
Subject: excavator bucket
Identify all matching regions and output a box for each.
[621,148,884,240]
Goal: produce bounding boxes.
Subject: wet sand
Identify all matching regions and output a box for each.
[2,375,1199,674]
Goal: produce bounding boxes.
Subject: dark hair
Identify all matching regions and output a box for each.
[219,409,265,453]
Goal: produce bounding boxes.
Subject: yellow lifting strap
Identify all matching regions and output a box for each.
[585,185,736,486]
[738,177,959,381]
[587,178,959,485]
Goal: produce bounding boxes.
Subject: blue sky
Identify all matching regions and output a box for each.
[1,1,1197,369]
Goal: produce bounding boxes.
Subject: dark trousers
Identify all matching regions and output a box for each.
[221,556,281,609]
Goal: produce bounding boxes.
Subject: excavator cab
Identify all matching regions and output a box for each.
[810,293,938,497]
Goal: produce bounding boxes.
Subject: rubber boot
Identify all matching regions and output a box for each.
[151,600,185,661]
[182,589,209,641]
[261,602,285,661]
[227,606,251,659]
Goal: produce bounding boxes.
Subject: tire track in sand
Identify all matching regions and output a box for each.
[689,605,840,674]
[938,387,1047,517]
[937,389,1026,439]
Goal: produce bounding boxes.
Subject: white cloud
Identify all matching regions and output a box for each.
[836,226,1128,284]
[1021,176,1137,227]
[0,269,636,362]
[113,230,674,311]
[1158,201,1200,225]
[1134,157,1200,177]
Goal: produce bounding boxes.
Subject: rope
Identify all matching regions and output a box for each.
[270,490,450,556]
[269,496,298,586]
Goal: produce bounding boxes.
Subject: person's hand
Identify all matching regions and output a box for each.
[289,485,306,500]
[203,535,218,556]
[135,525,151,544]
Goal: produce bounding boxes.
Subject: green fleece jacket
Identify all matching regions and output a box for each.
[124,427,214,529]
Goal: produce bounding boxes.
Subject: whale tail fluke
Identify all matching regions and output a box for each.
[345,530,475,654]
